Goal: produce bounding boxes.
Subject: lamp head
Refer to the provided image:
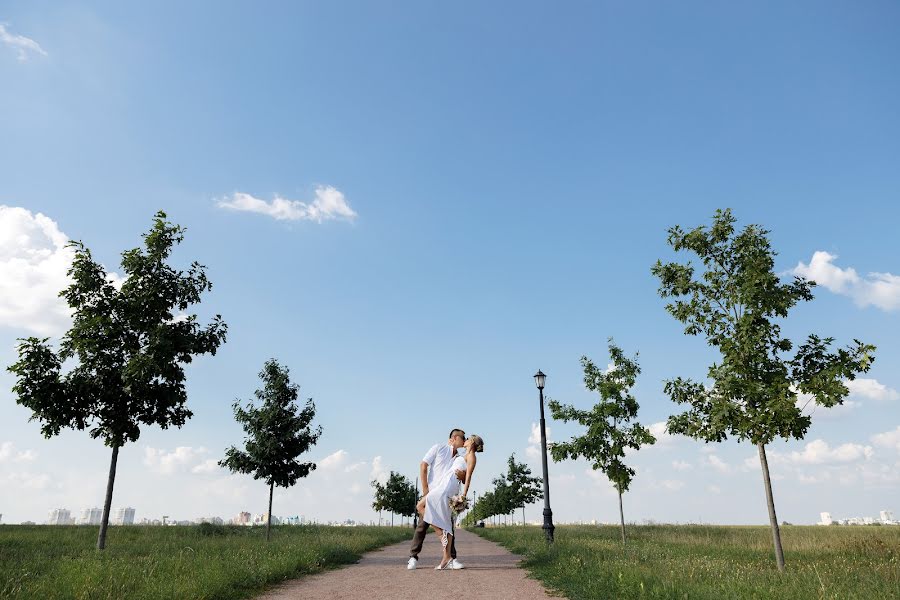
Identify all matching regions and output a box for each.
[534,370,546,390]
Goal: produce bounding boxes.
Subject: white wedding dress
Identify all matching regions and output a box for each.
[423,454,466,532]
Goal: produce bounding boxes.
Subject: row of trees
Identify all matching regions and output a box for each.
[9,212,323,548]
[462,454,542,527]
[541,209,875,571]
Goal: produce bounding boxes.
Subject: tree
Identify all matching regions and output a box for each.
[549,341,655,545]
[371,479,388,525]
[8,212,226,550]
[651,209,875,570]
[220,359,322,542]
[503,454,542,526]
[384,471,417,527]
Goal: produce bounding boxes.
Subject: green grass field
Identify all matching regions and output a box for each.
[0,524,411,599]
[472,524,900,600]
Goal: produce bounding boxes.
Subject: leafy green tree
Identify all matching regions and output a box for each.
[503,454,542,525]
[651,209,875,570]
[8,212,226,550]
[549,341,655,545]
[371,479,388,525]
[220,359,322,541]
[383,471,416,527]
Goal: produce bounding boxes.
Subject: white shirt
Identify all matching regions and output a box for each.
[422,443,462,487]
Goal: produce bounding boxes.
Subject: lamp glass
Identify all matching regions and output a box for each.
[534,370,546,389]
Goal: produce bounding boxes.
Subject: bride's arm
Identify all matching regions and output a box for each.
[461,453,476,498]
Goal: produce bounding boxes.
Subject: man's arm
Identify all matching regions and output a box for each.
[420,461,430,496]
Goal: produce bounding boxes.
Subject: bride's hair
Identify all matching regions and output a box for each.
[468,435,484,453]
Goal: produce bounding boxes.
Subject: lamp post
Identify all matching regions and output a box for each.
[534,370,555,543]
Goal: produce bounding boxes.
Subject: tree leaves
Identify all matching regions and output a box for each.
[8,211,227,448]
[548,340,655,493]
[220,359,322,489]
[652,209,876,446]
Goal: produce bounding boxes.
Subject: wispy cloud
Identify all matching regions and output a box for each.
[0,23,47,62]
[871,426,900,454]
[764,439,874,466]
[846,378,899,402]
[217,186,357,223]
[792,251,900,311]
[0,442,37,463]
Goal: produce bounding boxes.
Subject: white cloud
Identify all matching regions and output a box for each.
[792,251,900,311]
[0,206,124,336]
[0,442,37,463]
[768,439,874,466]
[871,427,900,454]
[527,422,553,461]
[846,378,899,402]
[0,24,47,62]
[0,206,75,335]
[320,449,349,471]
[671,460,693,471]
[143,446,209,475]
[370,455,388,485]
[652,479,685,492]
[0,470,51,490]
[706,484,721,494]
[191,459,221,475]
[705,454,730,473]
[649,421,677,445]
[217,186,357,223]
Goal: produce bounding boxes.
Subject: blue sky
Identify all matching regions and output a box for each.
[1,1,898,526]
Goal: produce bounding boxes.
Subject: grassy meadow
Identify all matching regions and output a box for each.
[0,524,411,599]
[472,524,900,599]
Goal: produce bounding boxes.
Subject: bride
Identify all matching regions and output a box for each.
[417,434,484,570]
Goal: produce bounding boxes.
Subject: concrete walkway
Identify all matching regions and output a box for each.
[257,528,559,600]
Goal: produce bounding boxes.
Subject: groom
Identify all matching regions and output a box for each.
[407,428,467,570]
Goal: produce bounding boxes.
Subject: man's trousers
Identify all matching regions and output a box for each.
[409,518,457,559]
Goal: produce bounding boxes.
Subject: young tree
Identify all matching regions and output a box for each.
[8,212,226,550]
[220,359,322,542]
[651,209,875,570]
[384,471,417,527]
[503,454,543,526]
[371,479,388,525]
[549,341,655,545]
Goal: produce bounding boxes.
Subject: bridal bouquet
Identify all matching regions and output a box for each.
[448,494,470,513]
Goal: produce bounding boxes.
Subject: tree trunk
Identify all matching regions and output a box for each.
[379,509,382,526]
[757,442,785,571]
[391,512,394,527]
[266,481,274,542]
[522,506,526,526]
[96,445,120,550]
[618,488,626,546]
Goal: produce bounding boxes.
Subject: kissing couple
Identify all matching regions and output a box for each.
[408,429,484,571]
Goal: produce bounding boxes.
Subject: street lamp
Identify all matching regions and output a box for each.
[534,370,555,543]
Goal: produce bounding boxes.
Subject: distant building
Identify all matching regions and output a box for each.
[78,508,103,525]
[195,516,224,525]
[48,509,74,525]
[818,512,833,526]
[253,513,280,526]
[111,507,135,526]
[233,511,251,525]
[881,510,894,523]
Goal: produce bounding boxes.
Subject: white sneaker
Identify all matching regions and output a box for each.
[448,559,465,570]
[407,557,417,570]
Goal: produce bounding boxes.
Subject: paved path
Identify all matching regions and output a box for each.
[257,528,559,600]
